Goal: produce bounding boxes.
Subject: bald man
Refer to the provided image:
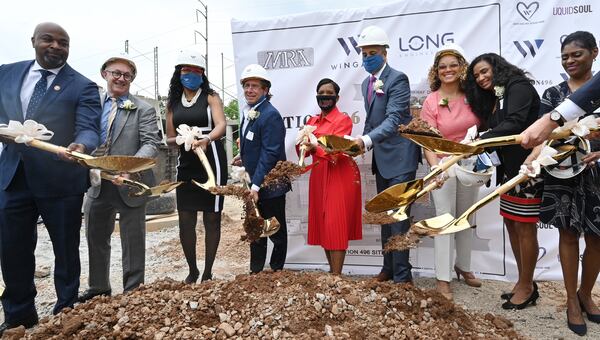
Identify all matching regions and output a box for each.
[0,22,101,333]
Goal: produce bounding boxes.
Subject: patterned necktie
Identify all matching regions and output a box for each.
[26,69,52,118]
[94,97,118,156]
[367,75,376,104]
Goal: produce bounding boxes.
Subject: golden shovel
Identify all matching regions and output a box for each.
[317,134,363,157]
[191,147,217,190]
[258,205,281,238]
[413,145,577,235]
[99,173,183,198]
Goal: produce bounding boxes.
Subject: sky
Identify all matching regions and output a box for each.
[0,0,399,103]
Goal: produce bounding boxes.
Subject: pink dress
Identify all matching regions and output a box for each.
[420,91,480,144]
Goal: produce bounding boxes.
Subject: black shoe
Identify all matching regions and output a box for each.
[578,290,600,323]
[502,288,539,310]
[567,310,587,336]
[77,289,111,303]
[0,313,39,336]
[501,282,537,301]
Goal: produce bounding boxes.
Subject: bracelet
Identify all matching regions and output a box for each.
[201,135,212,144]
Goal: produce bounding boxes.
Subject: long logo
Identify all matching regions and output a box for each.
[516,1,540,21]
[337,37,360,56]
[513,39,544,57]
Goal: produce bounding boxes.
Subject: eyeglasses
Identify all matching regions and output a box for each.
[105,69,133,81]
[438,63,460,71]
[243,83,263,90]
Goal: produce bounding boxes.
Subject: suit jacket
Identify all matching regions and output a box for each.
[87,94,160,207]
[0,60,101,197]
[240,99,289,200]
[569,71,600,114]
[362,64,420,179]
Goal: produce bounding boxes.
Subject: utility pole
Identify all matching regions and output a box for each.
[221,53,225,100]
[195,0,208,74]
[154,47,159,100]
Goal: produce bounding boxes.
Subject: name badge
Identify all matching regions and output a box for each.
[246,131,254,141]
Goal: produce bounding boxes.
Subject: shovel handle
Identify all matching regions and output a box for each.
[423,155,464,182]
[193,147,217,188]
[298,145,308,167]
[27,139,93,160]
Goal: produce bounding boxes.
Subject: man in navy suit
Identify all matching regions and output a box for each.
[521,71,600,148]
[352,26,420,284]
[0,22,101,333]
[234,64,289,273]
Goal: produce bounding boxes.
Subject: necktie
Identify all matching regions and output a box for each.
[367,75,376,104]
[26,70,52,118]
[94,98,118,156]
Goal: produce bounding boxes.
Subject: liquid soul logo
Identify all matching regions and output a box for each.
[516,1,540,21]
[257,48,314,70]
[514,39,544,58]
[553,4,593,15]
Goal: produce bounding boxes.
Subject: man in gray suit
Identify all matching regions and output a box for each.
[78,55,160,302]
[353,26,420,284]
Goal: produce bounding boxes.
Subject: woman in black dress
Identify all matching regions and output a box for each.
[466,53,541,310]
[537,31,600,336]
[166,50,227,283]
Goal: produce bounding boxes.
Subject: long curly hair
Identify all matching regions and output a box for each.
[166,65,215,111]
[427,51,468,92]
[465,53,528,121]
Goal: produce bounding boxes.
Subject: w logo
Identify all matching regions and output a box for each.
[513,39,544,58]
[337,37,360,56]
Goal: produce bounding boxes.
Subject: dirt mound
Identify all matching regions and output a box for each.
[27,271,523,339]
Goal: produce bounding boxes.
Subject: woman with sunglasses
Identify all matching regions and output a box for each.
[165,49,227,284]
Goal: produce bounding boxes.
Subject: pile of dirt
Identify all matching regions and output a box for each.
[26,271,523,339]
[261,161,304,189]
[398,117,442,138]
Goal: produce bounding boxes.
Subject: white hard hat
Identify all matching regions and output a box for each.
[101,54,137,79]
[175,49,206,69]
[435,43,468,62]
[455,156,494,187]
[239,64,270,84]
[356,25,390,48]
[546,136,590,179]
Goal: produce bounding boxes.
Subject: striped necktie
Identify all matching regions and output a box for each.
[94,98,118,156]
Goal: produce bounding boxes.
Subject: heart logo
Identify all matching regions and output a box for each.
[537,247,547,262]
[517,1,540,22]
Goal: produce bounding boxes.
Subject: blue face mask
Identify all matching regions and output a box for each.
[180,72,204,91]
[362,54,385,74]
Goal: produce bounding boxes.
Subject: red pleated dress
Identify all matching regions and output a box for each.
[303,107,362,250]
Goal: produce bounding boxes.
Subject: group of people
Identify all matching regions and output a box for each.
[1,20,600,338]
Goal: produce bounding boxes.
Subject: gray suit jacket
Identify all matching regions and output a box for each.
[87,93,160,207]
[362,64,420,179]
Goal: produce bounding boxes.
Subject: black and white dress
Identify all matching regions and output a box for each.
[172,90,227,212]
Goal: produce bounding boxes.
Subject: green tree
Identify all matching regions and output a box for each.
[224,99,239,121]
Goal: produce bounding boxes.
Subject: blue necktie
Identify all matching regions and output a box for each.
[26,70,52,118]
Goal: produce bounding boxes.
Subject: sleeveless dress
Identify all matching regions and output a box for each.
[172,91,227,212]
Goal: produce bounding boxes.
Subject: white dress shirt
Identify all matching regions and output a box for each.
[20,61,64,117]
[554,99,585,122]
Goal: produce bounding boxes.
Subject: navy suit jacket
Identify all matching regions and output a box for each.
[569,71,600,114]
[362,64,420,179]
[240,99,289,200]
[0,60,101,197]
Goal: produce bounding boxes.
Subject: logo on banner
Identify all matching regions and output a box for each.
[514,39,544,58]
[398,32,455,56]
[553,4,593,16]
[514,1,544,25]
[257,48,314,70]
[337,36,360,56]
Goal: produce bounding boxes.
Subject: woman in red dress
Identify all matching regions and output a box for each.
[299,78,362,274]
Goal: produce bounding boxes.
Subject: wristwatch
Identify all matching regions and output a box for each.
[549,110,565,126]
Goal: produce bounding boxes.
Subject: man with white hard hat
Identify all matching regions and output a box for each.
[353,25,420,284]
[78,54,160,302]
[235,64,289,273]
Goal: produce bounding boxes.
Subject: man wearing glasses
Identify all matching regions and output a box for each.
[78,55,160,302]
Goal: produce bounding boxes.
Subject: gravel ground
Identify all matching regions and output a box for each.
[1,198,599,339]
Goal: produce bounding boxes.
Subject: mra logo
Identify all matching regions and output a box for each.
[513,39,544,58]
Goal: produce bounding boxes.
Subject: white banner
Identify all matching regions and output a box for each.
[231,0,599,281]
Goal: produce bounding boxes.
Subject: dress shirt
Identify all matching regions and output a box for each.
[554,99,585,122]
[20,61,64,115]
[100,94,129,142]
[360,63,388,150]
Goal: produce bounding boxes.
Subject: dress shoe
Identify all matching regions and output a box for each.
[436,280,453,300]
[0,313,38,336]
[566,310,587,336]
[501,281,536,300]
[502,283,539,310]
[578,290,600,323]
[454,266,481,287]
[375,271,391,282]
[78,289,111,303]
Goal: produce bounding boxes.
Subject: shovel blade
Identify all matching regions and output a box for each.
[365,179,423,213]
[130,181,183,197]
[317,135,363,157]
[82,156,156,173]
[192,178,217,191]
[400,133,481,155]
[412,213,455,230]
[260,217,280,237]
[437,218,473,235]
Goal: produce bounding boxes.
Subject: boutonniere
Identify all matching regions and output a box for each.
[248,109,260,120]
[494,86,505,99]
[374,79,384,96]
[438,98,451,112]
[119,99,137,111]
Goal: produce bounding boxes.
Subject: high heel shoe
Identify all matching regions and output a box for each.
[436,280,453,300]
[502,284,539,310]
[567,310,587,336]
[454,266,482,287]
[578,290,600,323]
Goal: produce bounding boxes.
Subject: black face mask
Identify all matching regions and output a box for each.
[316,95,337,112]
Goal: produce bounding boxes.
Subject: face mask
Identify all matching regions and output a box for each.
[180,72,204,90]
[362,54,385,74]
[316,95,337,112]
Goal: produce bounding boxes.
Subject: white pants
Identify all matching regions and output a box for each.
[431,176,479,282]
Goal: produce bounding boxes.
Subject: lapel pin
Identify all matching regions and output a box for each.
[53,85,61,91]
